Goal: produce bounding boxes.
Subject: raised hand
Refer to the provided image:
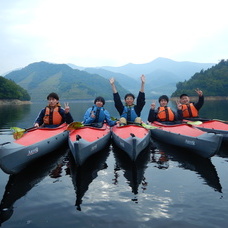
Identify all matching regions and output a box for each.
[141,74,145,84]
[64,102,70,113]
[109,77,115,85]
[176,100,182,110]
[151,100,156,110]
[195,88,203,96]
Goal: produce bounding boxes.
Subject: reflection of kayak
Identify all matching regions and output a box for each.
[0,146,68,226]
[0,124,69,174]
[111,124,151,161]
[113,145,151,195]
[153,141,222,193]
[68,123,111,166]
[186,119,228,142]
[149,122,222,158]
[69,148,110,211]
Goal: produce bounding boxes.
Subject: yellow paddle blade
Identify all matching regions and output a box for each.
[141,123,158,129]
[10,127,26,133]
[67,122,84,130]
[186,121,203,125]
[13,132,25,140]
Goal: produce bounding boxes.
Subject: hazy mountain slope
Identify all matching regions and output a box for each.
[5,62,129,101]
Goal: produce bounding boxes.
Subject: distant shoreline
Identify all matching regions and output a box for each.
[1,96,227,105]
[170,96,228,101]
[0,99,32,105]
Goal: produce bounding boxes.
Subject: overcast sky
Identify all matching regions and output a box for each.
[1,0,228,75]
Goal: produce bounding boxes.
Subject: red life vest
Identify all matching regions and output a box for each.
[181,103,199,118]
[43,105,62,125]
[157,107,175,121]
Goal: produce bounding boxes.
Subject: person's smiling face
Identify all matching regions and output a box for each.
[125,96,134,106]
[48,97,59,107]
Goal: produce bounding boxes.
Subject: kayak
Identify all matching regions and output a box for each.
[111,124,151,161]
[186,119,228,142]
[68,123,111,166]
[113,145,151,195]
[149,121,222,158]
[69,148,110,211]
[0,123,68,174]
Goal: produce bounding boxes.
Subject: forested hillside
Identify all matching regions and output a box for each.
[5,62,129,101]
[0,76,30,100]
[171,59,228,97]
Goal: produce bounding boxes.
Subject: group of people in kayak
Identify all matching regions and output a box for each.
[34,75,204,128]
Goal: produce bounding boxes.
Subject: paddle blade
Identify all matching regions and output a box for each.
[67,122,84,130]
[13,132,25,140]
[10,127,26,133]
[141,123,158,129]
[186,121,203,125]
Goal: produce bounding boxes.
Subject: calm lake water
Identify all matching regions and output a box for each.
[0,99,228,228]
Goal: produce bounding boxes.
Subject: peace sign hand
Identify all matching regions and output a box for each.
[195,88,203,96]
[64,102,70,113]
[151,100,156,110]
[176,100,182,110]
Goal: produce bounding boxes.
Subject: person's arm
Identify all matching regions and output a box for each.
[194,95,204,111]
[65,112,74,124]
[147,102,156,122]
[135,91,146,115]
[113,92,124,116]
[83,108,95,124]
[175,109,183,121]
[62,102,74,124]
[140,74,145,93]
[104,110,116,126]
[175,100,183,120]
[34,109,45,127]
[59,107,74,124]
[109,77,118,94]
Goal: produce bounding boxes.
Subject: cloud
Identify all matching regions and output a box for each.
[0,0,228,75]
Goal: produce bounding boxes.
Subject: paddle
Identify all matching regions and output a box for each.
[67,122,104,130]
[186,118,228,126]
[213,119,228,123]
[111,117,158,129]
[186,121,203,126]
[67,122,84,130]
[10,126,37,139]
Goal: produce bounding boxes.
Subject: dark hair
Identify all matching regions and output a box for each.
[124,93,135,100]
[47,92,59,100]
[94,96,105,105]
[159,95,169,103]
[180,93,188,98]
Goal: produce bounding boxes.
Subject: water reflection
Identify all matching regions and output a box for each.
[112,145,151,202]
[69,147,110,211]
[153,141,222,193]
[0,145,68,226]
[216,142,228,159]
[0,104,31,128]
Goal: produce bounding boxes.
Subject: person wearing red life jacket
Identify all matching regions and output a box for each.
[34,92,73,128]
[147,95,183,123]
[179,89,204,118]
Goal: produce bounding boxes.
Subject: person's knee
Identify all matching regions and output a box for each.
[119,117,127,124]
[134,117,142,123]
